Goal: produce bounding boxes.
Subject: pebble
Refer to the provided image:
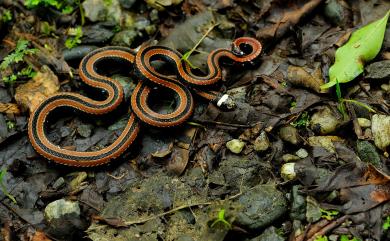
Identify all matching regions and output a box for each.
[235,184,287,229]
[44,199,83,238]
[282,154,300,162]
[226,139,245,154]
[371,114,390,150]
[365,60,390,80]
[249,226,284,241]
[295,148,308,158]
[253,131,270,152]
[281,163,296,181]
[279,125,300,145]
[310,106,341,134]
[357,118,371,128]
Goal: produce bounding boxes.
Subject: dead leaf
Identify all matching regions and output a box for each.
[287,65,327,93]
[14,65,60,113]
[0,103,20,115]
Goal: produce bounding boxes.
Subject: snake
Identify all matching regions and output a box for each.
[28,37,262,167]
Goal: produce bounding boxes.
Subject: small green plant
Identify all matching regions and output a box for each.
[339,234,361,241]
[320,208,339,221]
[210,209,231,229]
[2,9,12,23]
[335,79,376,119]
[181,23,219,69]
[314,235,328,241]
[65,26,83,49]
[0,168,17,204]
[383,216,390,230]
[24,0,74,14]
[6,120,16,130]
[291,111,310,128]
[1,40,38,84]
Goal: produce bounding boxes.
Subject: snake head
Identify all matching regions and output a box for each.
[231,43,245,56]
[216,94,236,111]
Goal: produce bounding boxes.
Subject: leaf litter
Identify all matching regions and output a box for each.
[0,0,390,241]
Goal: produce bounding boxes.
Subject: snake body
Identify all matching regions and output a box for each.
[28,37,262,167]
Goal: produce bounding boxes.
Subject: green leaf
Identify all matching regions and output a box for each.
[321,10,390,89]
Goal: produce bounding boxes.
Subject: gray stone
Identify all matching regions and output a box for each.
[366,60,390,80]
[253,131,270,152]
[44,199,84,238]
[249,226,285,241]
[83,0,122,23]
[235,184,287,229]
[372,114,390,150]
[310,106,341,134]
[279,125,300,145]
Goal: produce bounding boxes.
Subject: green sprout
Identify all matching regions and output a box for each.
[320,208,339,221]
[24,0,74,14]
[383,216,390,230]
[1,40,38,84]
[313,235,328,241]
[65,26,83,49]
[6,120,15,130]
[0,168,17,204]
[210,209,231,229]
[335,79,375,120]
[2,10,12,23]
[291,111,310,128]
[340,234,361,241]
[181,23,219,69]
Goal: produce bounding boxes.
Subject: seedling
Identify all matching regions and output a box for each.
[291,111,310,128]
[383,216,390,230]
[210,209,231,229]
[1,40,37,84]
[340,234,361,241]
[65,26,83,49]
[320,208,339,220]
[313,235,328,241]
[181,23,219,69]
[0,168,17,204]
[2,10,12,23]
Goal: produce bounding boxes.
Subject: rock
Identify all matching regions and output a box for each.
[44,199,84,238]
[52,177,65,189]
[295,148,308,158]
[356,141,382,168]
[112,29,138,46]
[365,60,390,80]
[290,185,306,221]
[371,114,390,150]
[77,124,92,138]
[226,139,245,154]
[308,136,344,153]
[253,131,270,152]
[249,226,285,241]
[282,154,300,162]
[279,125,300,145]
[83,0,122,23]
[235,184,287,229]
[146,0,183,11]
[306,196,321,223]
[281,163,296,181]
[310,106,341,134]
[357,118,371,128]
[381,83,390,93]
[323,0,350,26]
[82,25,115,44]
[118,0,136,9]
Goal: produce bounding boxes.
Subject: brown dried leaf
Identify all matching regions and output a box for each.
[14,65,60,113]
